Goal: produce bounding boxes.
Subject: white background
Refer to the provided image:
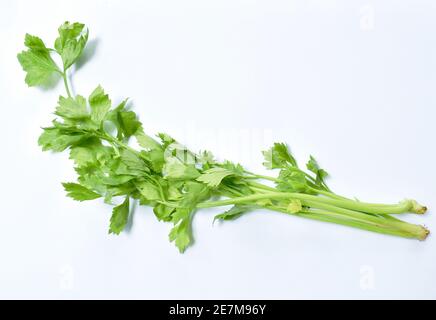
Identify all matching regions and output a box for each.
[0,0,435,299]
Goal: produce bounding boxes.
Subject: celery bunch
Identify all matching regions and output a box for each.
[18,22,429,252]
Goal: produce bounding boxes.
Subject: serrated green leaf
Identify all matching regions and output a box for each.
[157,132,176,148]
[54,22,85,51]
[306,155,320,173]
[120,149,150,174]
[136,180,161,201]
[153,203,174,222]
[69,145,96,165]
[89,85,111,124]
[75,165,108,194]
[107,100,142,140]
[100,175,135,186]
[17,34,60,86]
[69,138,112,167]
[221,161,245,175]
[306,155,329,191]
[136,130,162,150]
[55,95,88,120]
[109,197,130,235]
[146,149,165,173]
[196,167,235,187]
[54,21,88,69]
[24,34,47,50]
[168,181,210,252]
[170,211,199,255]
[62,182,101,201]
[277,168,308,192]
[179,181,210,208]
[118,110,141,138]
[262,142,297,169]
[169,212,192,253]
[38,127,87,152]
[163,157,200,181]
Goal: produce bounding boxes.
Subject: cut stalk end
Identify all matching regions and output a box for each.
[417,226,430,241]
[402,199,428,214]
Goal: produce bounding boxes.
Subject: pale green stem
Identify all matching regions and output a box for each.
[267,205,428,240]
[197,192,422,215]
[62,71,72,98]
